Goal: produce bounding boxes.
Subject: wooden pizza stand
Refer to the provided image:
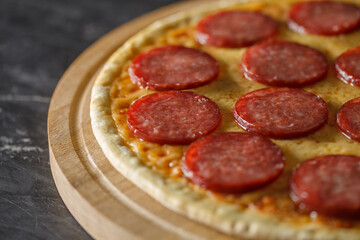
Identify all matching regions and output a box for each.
[47,1,236,239]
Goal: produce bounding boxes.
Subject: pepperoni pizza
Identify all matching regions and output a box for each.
[91,0,360,239]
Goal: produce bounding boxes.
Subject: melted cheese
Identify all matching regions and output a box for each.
[110,0,360,227]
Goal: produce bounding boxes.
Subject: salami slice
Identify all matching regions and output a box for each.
[195,11,279,48]
[335,46,360,86]
[336,97,360,142]
[288,1,360,36]
[234,88,328,139]
[128,46,219,91]
[127,91,221,145]
[183,132,285,193]
[290,155,360,218]
[240,40,328,87]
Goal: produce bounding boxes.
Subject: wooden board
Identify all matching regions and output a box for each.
[48,1,237,239]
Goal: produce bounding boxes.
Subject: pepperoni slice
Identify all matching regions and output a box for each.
[291,155,360,218]
[127,91,221,145]
[335,46,360,86]
[288,1,360,36]
[240,40,328,87]
[195,11,279,48]
[128,46,219,91]
[183,132,285,193]
[337,97,360,142]
[234,88,328,139]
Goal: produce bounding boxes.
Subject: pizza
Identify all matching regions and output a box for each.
[90,0,360,239]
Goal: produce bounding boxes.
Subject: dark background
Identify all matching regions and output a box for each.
[0,0,179,239]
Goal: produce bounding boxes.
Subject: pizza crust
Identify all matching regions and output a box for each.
[90,1,360,239]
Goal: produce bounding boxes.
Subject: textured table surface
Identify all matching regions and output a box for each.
[0,0,179,239]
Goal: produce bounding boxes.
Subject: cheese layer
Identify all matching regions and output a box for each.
[110,0,360,228]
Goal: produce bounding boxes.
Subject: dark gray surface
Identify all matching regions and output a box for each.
[0,0,178,239]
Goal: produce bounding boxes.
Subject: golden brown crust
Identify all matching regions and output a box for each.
[90,0,360,239]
